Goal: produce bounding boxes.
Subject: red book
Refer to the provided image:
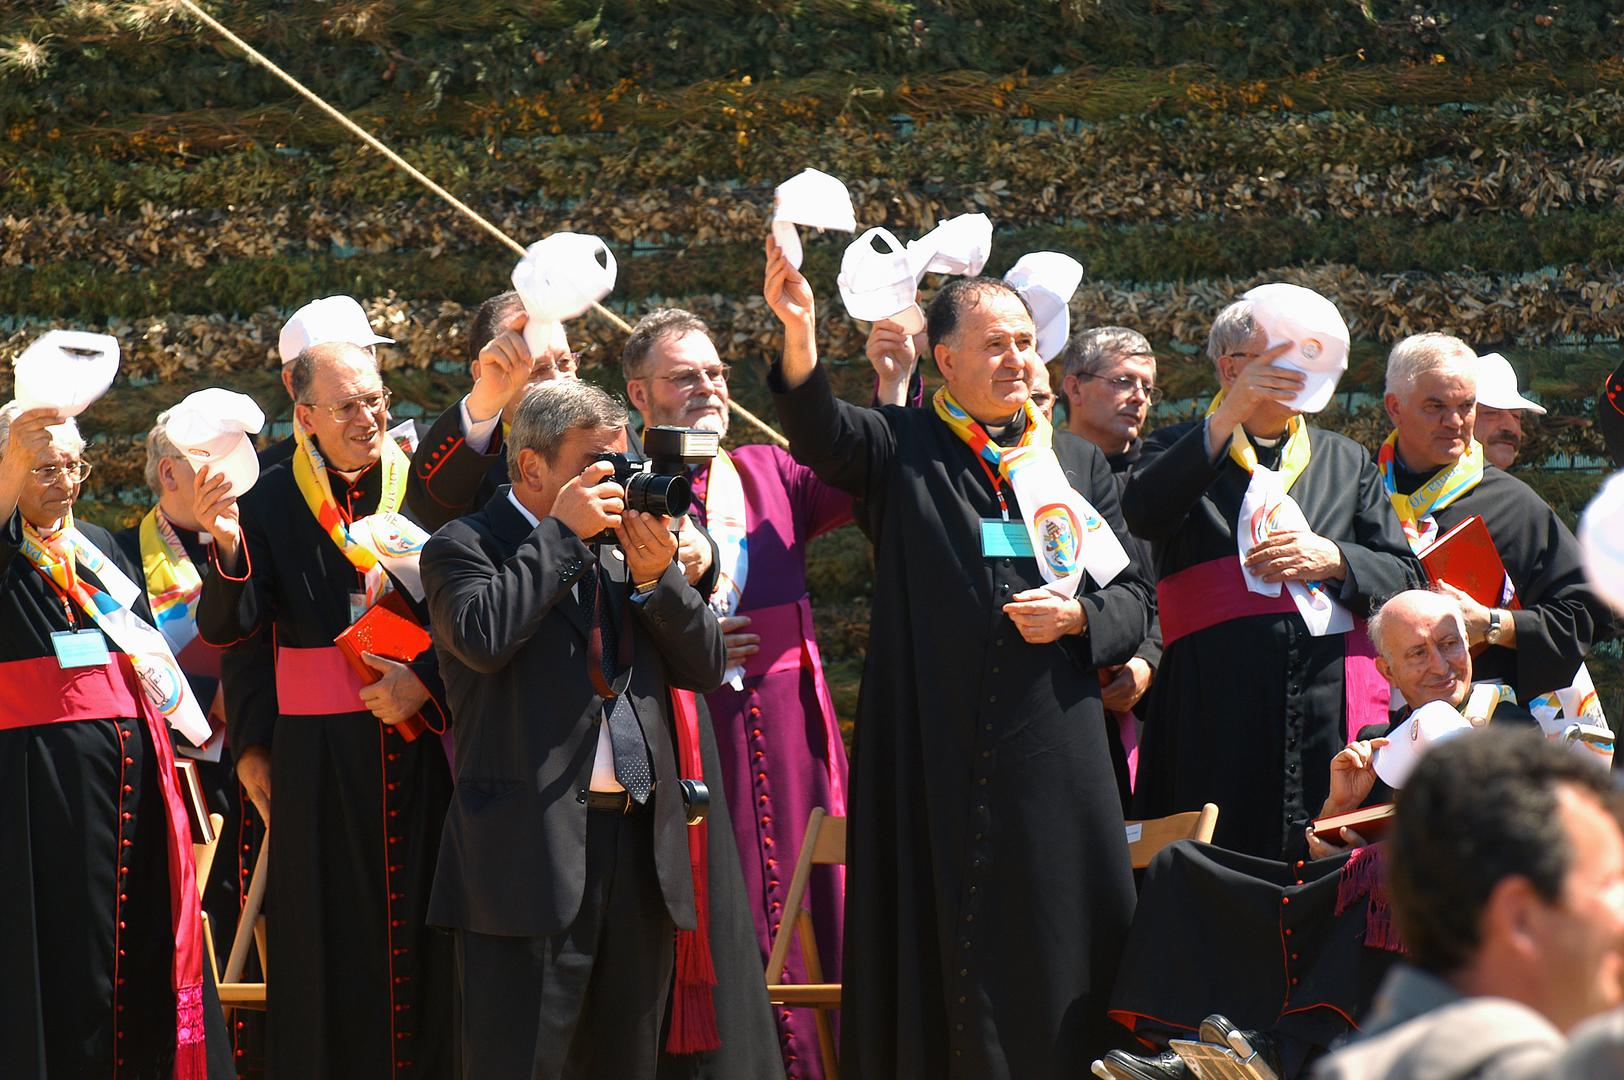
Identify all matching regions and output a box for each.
[1418,514,1520,611]
[1310,802,1396,845]
[175,759,217,847]
[334,591,434,742]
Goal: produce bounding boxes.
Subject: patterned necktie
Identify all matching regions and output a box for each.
[580,565,652,803]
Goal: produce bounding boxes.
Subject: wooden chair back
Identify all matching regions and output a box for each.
[1125,803,1219,870]
[764,807,846,1080]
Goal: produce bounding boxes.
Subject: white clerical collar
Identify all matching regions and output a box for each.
[506,488,541,528]
[1251,432,1285,449]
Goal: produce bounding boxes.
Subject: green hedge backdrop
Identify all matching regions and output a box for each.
[3,0,1619,721]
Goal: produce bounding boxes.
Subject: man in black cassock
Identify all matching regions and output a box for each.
[763,237,1154,1076]
[196,343,454,1078]
[0,402,233,1079]
[1378,332,1617,710]
[1122,299,1419,861]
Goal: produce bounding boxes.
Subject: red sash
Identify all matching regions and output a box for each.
[0,655,207,1077]
[666,689,719,1054]
[1158,557,1390,742]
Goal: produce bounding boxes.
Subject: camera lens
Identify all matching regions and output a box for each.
[624,472,692,517]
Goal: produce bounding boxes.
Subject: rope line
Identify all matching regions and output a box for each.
[173,0,789,448]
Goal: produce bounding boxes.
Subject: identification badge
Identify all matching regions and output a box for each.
[979,519,1033,558]
[349,592,368,626]
[51,629,111,669]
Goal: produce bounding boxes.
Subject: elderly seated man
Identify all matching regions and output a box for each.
[1097,589,1537,1080]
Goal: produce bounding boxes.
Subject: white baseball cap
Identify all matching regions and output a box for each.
[1373,699,1476,788]
[907,213,993,281]
[1474,352,1546,415]
[165,388,266,498]
[1004,252,1084,363]
[278,296,393,366]
[511,232,617,353]
[838,228,925,334]
[13,329,120,418]
[772,168,857,270]
[1241,283,1351,414]
[1579,470,1624,617]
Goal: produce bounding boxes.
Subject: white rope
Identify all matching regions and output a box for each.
[173,0,790,448]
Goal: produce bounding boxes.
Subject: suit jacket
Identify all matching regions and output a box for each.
[1313,965,1564,1080]
[420,487,726,938]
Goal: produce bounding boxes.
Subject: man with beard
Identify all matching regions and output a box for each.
[1061,326,1165,808]
[0,398,233,1079]
[1122,298,1419,861]
[196,342,455,1078]
[408,290,579,531]
[765,235,1153,1076]
[1472,351,1545,472]
[622,307,857,1080]
[1378,333,1612,711]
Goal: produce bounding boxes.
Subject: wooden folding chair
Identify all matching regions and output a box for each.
[765,807,845,1080]
[194,819,269,1016]
[1123,803,1219,871]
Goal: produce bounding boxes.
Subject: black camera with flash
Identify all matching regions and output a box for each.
[589,426,719,544]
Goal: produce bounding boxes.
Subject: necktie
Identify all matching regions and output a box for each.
[580,565,652,803]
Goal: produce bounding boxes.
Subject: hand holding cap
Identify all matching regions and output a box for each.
[771,168,858,270]
[13,330,121,418]
[511,233,618,353]
[165,388,267,498]
[1004,252,1084,363]
[1241,283,1351,414]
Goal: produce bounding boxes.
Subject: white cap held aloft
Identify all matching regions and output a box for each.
[1474,352,1546,415]
[278,296,394,367]
[1579,471,1624,617]
[1241,283,1351,414]
[511,233,617,355]
[1004,252,1084,363]
[907,213,993,281]
[13,330,121,418]
[165,388,266,498]
[1373,699,1475,788]
[771,168,858,270]
[838,228,925,335]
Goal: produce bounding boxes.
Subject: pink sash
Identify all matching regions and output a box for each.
[1158,557,1390,742]
[0,654,207,1077]
[735,595,847,815]
[274,644,368,715]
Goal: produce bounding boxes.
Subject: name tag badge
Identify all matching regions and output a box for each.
[980,519,1034,559]
[51,629,111,669]
[349,592,368,626]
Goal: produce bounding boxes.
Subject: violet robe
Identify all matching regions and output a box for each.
[686,443,852,1080]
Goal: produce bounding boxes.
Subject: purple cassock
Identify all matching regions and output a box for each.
[687,442,853,1080]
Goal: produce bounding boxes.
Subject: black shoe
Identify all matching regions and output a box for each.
[1092,1048,1194,1080]
[1197,1013,1239,1048]
[1179,1016,1285,1080]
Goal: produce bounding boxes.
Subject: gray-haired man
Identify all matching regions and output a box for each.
[420,380,725,1079]
[1061,326,1165,806]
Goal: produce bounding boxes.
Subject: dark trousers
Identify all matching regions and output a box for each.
[457,808,676,1080]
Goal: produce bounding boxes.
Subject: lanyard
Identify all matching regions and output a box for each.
[974,456,1011,521]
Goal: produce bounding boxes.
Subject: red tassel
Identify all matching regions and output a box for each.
[1334,844,1407,954]
[666,690,721,1055]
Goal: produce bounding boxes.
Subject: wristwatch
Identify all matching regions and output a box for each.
[1485,609,1505,645]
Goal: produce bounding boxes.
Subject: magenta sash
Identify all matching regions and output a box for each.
[1158,557,1390,742]
[274,644,368,715]
[0,654,207,1077]
[735,595,846,815]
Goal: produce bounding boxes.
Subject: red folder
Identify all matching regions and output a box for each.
[1310,802,1395,845]
[334,591,434,742]
[1418,515,1519,611]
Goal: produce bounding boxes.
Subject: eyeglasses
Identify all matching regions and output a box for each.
[1072,371,1163,404]
[31,461,92,485]
[650,364,731,392]
[305,388,392,425]
[533,352,582,378]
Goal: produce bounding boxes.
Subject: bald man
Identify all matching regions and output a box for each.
[197,342,455,1077]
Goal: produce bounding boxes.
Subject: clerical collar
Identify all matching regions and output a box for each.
[1106,438,1143,475]
[1251,432,1285,448]
[982,409,1028,447]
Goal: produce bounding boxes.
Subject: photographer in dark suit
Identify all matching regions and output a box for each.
[420,380,726,1079]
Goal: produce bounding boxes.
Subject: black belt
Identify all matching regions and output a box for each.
[586,786,653,815]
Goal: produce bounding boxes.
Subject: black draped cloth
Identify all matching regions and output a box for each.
[1123,420,1419,860]
[1388,458,1616,701]
[0,511,233,1080]
[197,457,454,1079]
[773,367,1152,1078]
